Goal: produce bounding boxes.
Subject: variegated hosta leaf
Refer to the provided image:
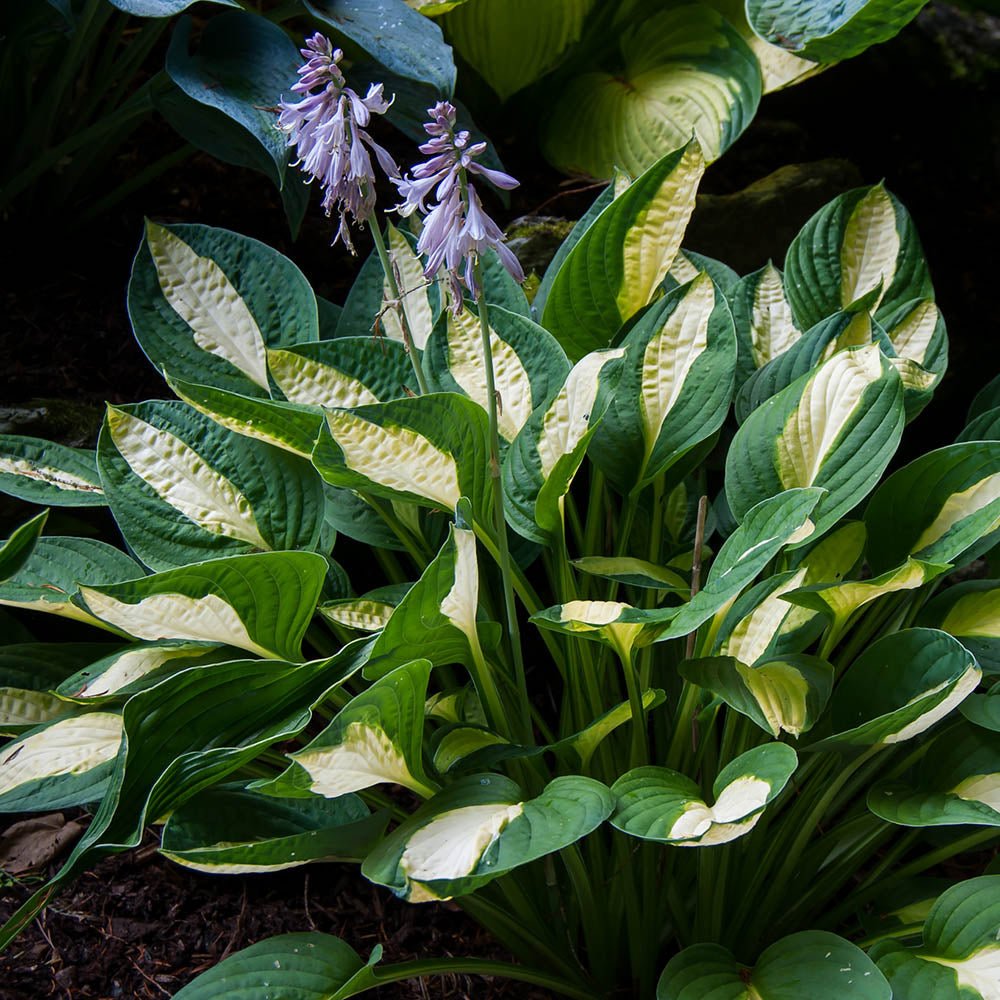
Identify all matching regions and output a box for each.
[262,660,437,800]
[365,526,491,680]
[747,0,928,63]
[268,336,416,409]
[540,141,706,360]
[0,712,123,812]
[542,7,760,178]
[312,394,491,522]
[962,682,1000,733]
[531,599,674,657]
[424,305,570,442]
[0,511,48,584]
[809,629,981,751]
[74,552,327,661]
[920,580,1000,675]
[663,249,740,297]
[320,598,397,634]
[129,221,318,396]
[589,273,737,492]
[362,773,613,902]
[97,401,325,570]
[783,184,933,331]
[167,375,323,459]
[161,782,386,873]
[443,0,595,101]
[571,556,689,593]
[503,349,626,543]
[654,487,824,644]
[870,877,1000,1000]
[680,653,833,737]
[659,931,889,1000]
[612,743,797,846]
[381,222,437,350]
[878,296,948,375]
[732,262,803,385]
[0,537,141,630]
[55,641,228,701]
[0,690,71,738]
[865,441,1000,573]
[726,344,905,540]
[869,726,1000,829]
[0,436,105,507]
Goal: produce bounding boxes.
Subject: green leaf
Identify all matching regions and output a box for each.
[869,726,1000,828]
[161,782,386,871]
[74,552,327,660]
[363,774,613,901]
[612,743,798,845]
[864,441,1000,573]
[503,349,626,543]
[424,305,571,442]
[264,659,437,799]
[571,556,689,593]
[747,0,928,62]
[659,931,889,999]
[0,511,48,583]
[680,653,833,736]
[107,0,239,14]
[783,184,933,331]
[920,579,1000,674]
[543,6,760,177]
[97,400,325,570]
[540,141,706,360]
[129,221,318,396]
[726,345,904,540]
[870,876,1000,1000]
[172,932,369,1000]
[809,628,980,751]
[0,437,104,507]
[589,273,737,492]
[312,394,491,523]
[0,537,142,630]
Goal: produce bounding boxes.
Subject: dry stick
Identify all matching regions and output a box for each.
[685,495,709,752]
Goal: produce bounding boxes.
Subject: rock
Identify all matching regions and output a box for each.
[504,215,575,278]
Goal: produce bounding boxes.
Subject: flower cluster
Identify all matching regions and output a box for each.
[278,34,397,252]
[394,101,524,310]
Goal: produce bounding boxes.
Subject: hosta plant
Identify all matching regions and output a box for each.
[3,133,1000,1000]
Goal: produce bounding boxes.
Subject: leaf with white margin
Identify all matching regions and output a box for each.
[98,400,324,570]
[503,349,626,543]
[268,337,415,409]
[160,782,387,873]
[168,374,323,459]
[869,726,1000,829]
[0,436,104,507]
[732,261,803,385]
[0,644,370,950]
[55,641,229,701]
[611,743,797,846]
[920,579,1000,675]
[726,345,904,540]
[747,0,928,63]
[128,221,318,396]
[680,653,833,737]
[783,184,933,332]
[870,876,1000,1000]
[0,712,122,812]
[313,394,491,522]
[362,773,613,902]
[74,552,327,661]
[424,305,570,442]
[659,930,889,1000]
[653,487,824,644]
[0,537,142,630]
[0,511,48,584]
[263,660,437,800]
[589,273,737,493]
[542,7,759,179]
[865,441,1000,573]
[808,628,981,751]
[541,141,705,360]
[365,526,492,680]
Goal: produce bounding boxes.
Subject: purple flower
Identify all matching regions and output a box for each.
[278,34,398,253]
[394,101,523,310]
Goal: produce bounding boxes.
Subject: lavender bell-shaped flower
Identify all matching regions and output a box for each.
[278,34,398,252]
[394,101,524,311]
